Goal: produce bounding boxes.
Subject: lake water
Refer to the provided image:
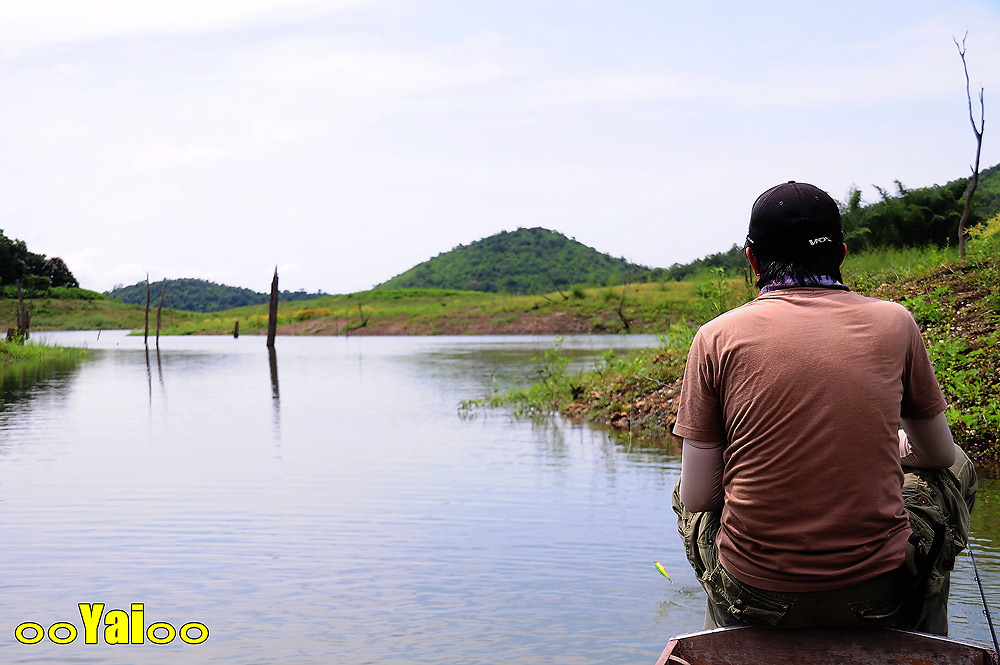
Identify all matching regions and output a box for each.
[1,331,997,664]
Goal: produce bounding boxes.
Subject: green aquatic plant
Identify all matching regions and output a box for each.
[0,341,88,399]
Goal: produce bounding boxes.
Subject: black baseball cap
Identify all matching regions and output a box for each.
[747,181,842,254]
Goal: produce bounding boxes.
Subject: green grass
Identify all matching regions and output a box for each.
[0,297,205,332]
[460,323,695,436]
[123,282,715,336]
[842,244,960,293]
[0,340,89,387]
[0,339,86,365]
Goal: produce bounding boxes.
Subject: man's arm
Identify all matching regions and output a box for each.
[899,411,956,469]
[680,439,724,512]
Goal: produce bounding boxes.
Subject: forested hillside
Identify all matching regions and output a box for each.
[841,176,974,250]
[106,278,326,313]
[660,165,1000,281]
[376,227,652,294]
[970,161,1000,219]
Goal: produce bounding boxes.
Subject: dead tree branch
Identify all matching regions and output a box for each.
[955,32,985,258]
[546,271,569,300]
[356,301,369,328]
[615,272,633,332]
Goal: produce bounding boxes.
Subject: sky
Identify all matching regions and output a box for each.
[1,0,999,295]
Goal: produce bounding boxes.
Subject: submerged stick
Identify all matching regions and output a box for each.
[155,281,166,348]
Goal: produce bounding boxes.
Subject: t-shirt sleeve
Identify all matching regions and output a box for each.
[900,312,948,420]
[673,328,726,442]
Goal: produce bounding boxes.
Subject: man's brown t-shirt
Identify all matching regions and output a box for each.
[673,288,947,592]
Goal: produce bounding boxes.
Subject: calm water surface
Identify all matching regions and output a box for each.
[1,332,997,664]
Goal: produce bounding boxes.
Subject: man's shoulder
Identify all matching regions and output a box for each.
[693,299,766,341]
[761,288,912,314]
[835,290,915,318]
[698,289,915,334]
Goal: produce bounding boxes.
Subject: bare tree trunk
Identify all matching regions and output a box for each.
[15,280,28,343]
[955,33,985,258]
[155,281,166,348]
[546,271,568,300]
[615,273,633,332]
[144,275,151,347]
[267,268,279,348]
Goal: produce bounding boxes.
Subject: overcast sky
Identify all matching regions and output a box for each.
[2,0,998,294]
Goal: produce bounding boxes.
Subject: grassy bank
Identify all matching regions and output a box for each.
[0,339,86,365]
[0,340,89,388]
[0,280,724,337]
[153,281,722,337]
[465,230,1000,463]
[0,297,204,333]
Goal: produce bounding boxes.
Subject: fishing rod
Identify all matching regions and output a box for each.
[967,544,1000,656]
[637,374,681,393]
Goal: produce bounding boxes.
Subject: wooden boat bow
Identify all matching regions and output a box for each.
[655,626,999,665]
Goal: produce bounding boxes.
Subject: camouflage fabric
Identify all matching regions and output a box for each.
[901,445,977,634]
[673,446,977,635]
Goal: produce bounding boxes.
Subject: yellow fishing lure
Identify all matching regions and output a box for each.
[654,561,671,581]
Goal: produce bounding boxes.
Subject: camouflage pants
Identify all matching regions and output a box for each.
[673,446,977,635]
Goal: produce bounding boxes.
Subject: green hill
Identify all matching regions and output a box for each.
[376,227,653,294]
[105,278,326,313]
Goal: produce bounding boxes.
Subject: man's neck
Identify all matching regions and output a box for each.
[759,275,849,295]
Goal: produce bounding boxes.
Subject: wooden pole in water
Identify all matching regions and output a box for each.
[15,279,28,343]
[144,275,151,347]
[155,281,166,348]
[266,268,278,348]
[233,320,239,338]
[15,280,23,341]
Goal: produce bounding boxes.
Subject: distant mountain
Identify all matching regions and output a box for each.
[376,227,653,294]
[105,278,326,313]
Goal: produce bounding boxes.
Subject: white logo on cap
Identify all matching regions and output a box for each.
[808,237,832,245]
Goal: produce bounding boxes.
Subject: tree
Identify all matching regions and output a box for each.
[955,33,985,258]
[0,229,79,292]
[839,179,968,252]
[43,257,78,288]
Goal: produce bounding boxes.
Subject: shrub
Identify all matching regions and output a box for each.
[294,308,316,322]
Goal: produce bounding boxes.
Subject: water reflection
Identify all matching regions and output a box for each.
[0,357,79,419]
[268,346,280,401]
[268,346,281,436]
[144,345,166,406]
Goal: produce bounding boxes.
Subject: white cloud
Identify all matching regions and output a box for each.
[0,0,384,50]
[134,144,234,171]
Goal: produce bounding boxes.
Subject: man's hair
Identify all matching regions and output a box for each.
[748,242,843,289]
